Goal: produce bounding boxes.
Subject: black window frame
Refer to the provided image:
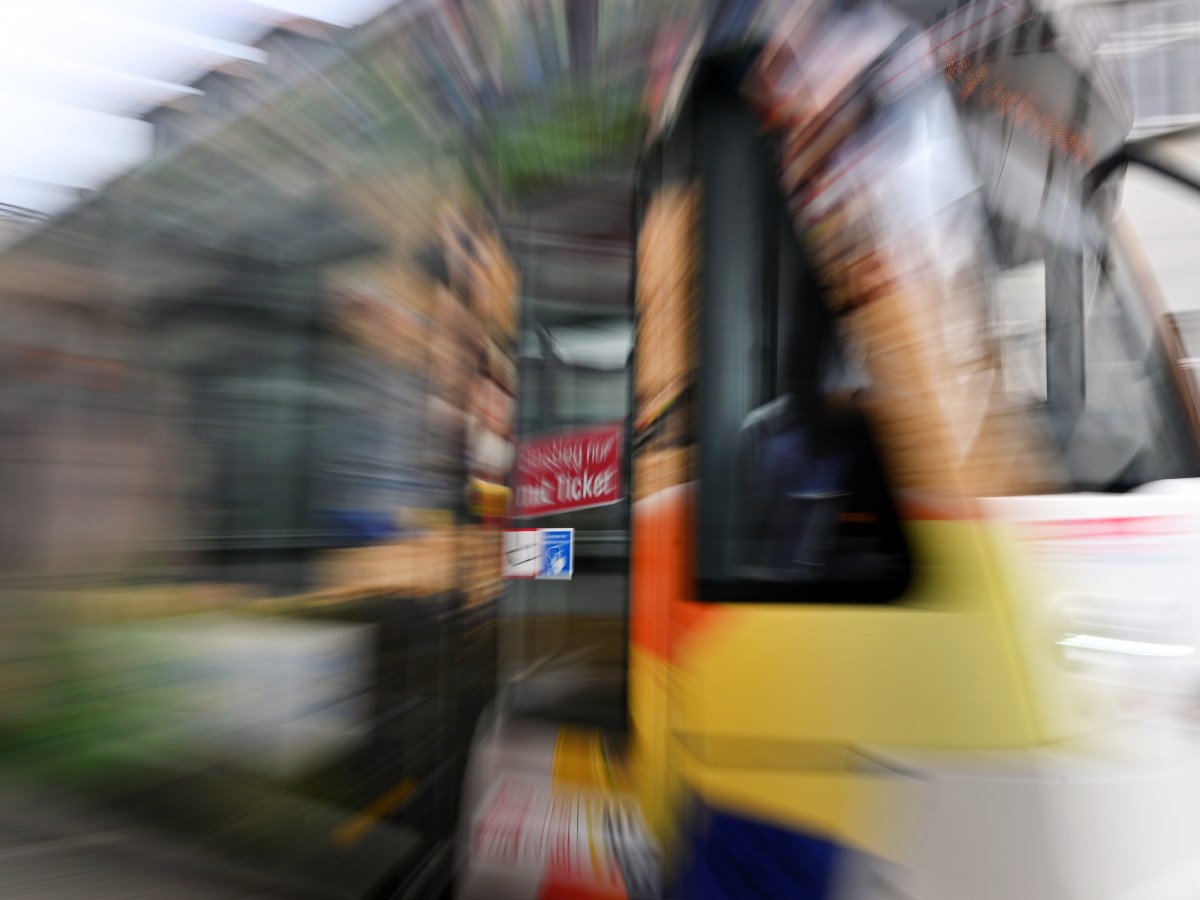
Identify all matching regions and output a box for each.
[663,56,915,606]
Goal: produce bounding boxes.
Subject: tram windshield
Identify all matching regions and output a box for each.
[961,133,1200,493]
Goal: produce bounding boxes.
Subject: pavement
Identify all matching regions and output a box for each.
[0,769,324,899]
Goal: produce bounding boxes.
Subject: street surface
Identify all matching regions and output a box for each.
[0,770,313,899]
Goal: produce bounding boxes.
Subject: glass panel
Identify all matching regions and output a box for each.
[693,79,912,601]
[996,260,1048,404]
[1132,3,1168,121]
[1068,241,1199,489]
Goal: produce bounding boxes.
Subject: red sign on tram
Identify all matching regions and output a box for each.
[511,423,624,518]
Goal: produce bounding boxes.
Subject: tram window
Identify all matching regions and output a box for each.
[996,260,1049,404]
[989,211,1198,490]
[694,89,912,604]
[1061,244,1199,490]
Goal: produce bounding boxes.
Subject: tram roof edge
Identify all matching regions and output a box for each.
[645,0,1132,178]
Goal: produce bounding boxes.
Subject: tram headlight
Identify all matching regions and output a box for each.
[1055,632,1194,659]
[1054,593,1198,700]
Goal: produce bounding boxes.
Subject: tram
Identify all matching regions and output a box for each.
[458,1,1200,898]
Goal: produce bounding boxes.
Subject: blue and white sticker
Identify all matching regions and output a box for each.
[539,528,574,580]
[503,528,576,580]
